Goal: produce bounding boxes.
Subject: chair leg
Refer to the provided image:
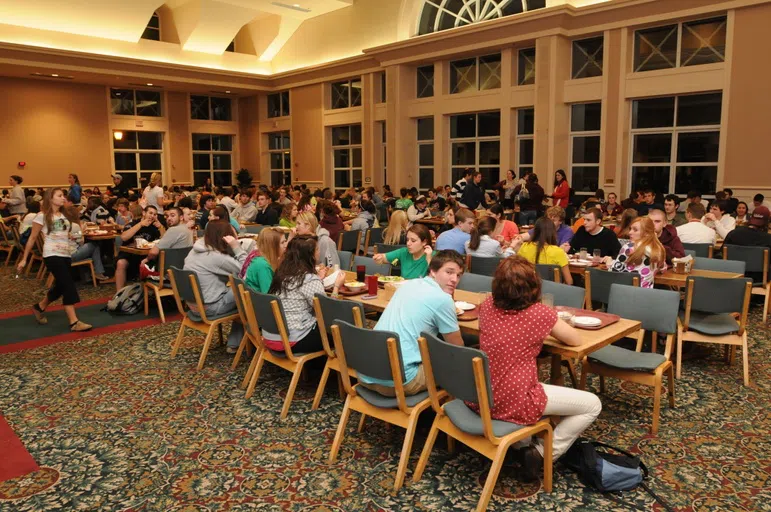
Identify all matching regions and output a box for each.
[143,287,150,317]
[245,351,266,399]
[357,413,367,433]
[155,292,165,323]
[311,358,333,411]
[280,364,305,419]
[393,411,421,491]
[667,366,676,408]
[651,373,663,435]
[230,332,249,371]
[476,443,510,512]
[599,376,606,394]
[578,360,588,391]
[241,347,261,390]
[89,262,97,288]
[676,335,683,379]
[565,360,579,388]
[170,323,186,357]
[217,323,224,345]
[329,396,353,463]
[764,291,770,323]
[196,327,217,371]
[539,428,553,492]
[741,334,750,387]
[447,435,456,454]
[336,373,345,398]
[412,418,440,483]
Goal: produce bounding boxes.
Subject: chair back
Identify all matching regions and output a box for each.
[0,219,12,245]
[457,273,493,293]
[157,247,192,287]
[685,276,753,315]
[10,224,23,249]
[684,249,696,258]
[167,266,207,320]
[536,264,560,282]
[468,255,502,277]
[607,284,680,335]
[337,250,353,271]
[333,320,405,383]
[724,245,769,282]
[585,267,639,306]
[352,255,392,276]
[420,331,493,406]
[682,242,713,258]
[229,275,249,324]
[338,230,362,253]
[243,288,289,335]
[541,280,584,309]
[363,228,384,254]
[694,256,746,274]
[314,293,364,357]
[114,235,123,256]
[375,243,406,255]
[245,225,265,234]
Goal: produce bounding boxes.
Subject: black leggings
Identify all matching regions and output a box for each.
[44,256,80,306]
[291,324,324,354]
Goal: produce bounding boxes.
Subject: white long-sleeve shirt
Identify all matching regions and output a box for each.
[677,221,717,244]
[701,215,736,239]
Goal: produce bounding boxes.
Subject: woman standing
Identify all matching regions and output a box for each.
[244,228,287,293]
[512,217,573,285]
[501,169,518,209]
[6,175,27,216]
[470,256,600,478]
[67,174,82,205]
[374,224,434,279]
[17,188,92,332]
[143,172,165,213]
[604,217,666,289]
[487,204,519,243]
[465,216,517,258]
[552,169,570,208]
[279,203,299,228]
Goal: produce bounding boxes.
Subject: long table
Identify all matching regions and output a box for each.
[337,273,641,386]
[568,263,744,288]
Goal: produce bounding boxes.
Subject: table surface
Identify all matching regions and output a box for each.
[118,242,152,255]
[567,262,744,287]
[414,217,447,226]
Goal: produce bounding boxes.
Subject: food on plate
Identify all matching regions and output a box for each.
[377,276,405,283]
[344,281,366,288]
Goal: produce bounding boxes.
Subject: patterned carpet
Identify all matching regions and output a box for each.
[0,268,770,511]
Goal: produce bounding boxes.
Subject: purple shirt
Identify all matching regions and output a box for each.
[529,223,574,246]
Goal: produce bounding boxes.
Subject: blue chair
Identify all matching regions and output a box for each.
[723,244,770,322]
[536,264,561,283]
[584,267,639,309]
[467,255,502,277]
[337,250,353,272]
[693,256,745,274]
[682,242,713,258]
[352,255,392,276]
[457,273,493,293]
[338,230,362,254]
[541,280,585,309]
[245,225,266,235]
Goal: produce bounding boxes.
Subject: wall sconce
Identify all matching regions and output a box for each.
[113,131,124,141]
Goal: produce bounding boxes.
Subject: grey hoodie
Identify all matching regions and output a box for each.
[316,226,340,267]
[6,185,27,215]
[183,238,247,304]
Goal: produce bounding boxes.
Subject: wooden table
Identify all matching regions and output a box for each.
[415,217,447,226]
[337,273,642,385]
[654,268,744,287]
[118,243,152,255]
[84,232,119,241]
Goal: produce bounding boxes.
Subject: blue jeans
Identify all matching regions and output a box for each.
[520,210,538,226]
[72,242,105,275]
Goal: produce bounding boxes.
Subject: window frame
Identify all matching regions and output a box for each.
[449,111,501,190]
[190,95,232,121]
[192,133,234,187]
[267,91,290,118]
[331,124,363,193]
[515,107,535,179]
[569,103,602,195]
[110,88,163,118]
[571,36,604,79]
[141,11,161,41]
[267,131,291,187]
[417,64,435,98]
[449,53,502,94]
[417,117,434,192]
[330,79,363,110]
[517,47,536,86]
[112,130,164,189]
[633,16,727,73]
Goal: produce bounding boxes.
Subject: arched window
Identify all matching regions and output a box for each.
[417,0,546,36]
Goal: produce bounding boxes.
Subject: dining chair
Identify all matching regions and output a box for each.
[457,273,493,293]
[579,285,680,434]
[338,230,362,254]
[682,242,714,259]
[337,250,353,272]
[723,245,770,322]
[374,243,406,255]
[541,280,585,309]
[352,255,392,276]
[227,275,251,372]
[329,320,432,491]
[0,219,15,265]
[468,255,502,277]
[245,225,266,235]
[311,294,364,409]
[677,276,753,386]
[583,267,639,309]
[167,267,240,370]
[536,264,561,283]
[363,227,384,256]
[143,247,191,323]
[693,256,745,274]
[413,333,553,510]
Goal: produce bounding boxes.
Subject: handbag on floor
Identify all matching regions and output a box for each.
[106,283,144,315]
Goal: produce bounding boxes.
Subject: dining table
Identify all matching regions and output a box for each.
[415,216,448,226]
[335,271,642,386]
[118,242,153,255]
[567,260,744,287]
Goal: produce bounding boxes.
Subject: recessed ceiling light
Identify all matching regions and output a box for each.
[293,3,300,6]
[225,90,231,94]
[146,83,153,86]
[51,74,58,77]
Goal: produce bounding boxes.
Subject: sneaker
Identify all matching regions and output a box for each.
[31,304,47,325]
[70,321,93,332]
[95,273,109,281]
[226,347,238,354]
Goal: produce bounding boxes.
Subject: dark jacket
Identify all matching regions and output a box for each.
[658,224,685,264]
[254,206,279,226]
[460,182,485,210]
[320,215,345,244]
[514,182,545,212]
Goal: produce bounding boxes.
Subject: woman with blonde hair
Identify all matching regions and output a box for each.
[614,208,638,244]
[294,211,339,267]
[244,228,287,293]
[143,172,165,213]
[604,217,666,289]
[382,209,408,245]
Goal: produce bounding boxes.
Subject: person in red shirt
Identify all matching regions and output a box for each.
[551,169,570,208]
[470,256,601,478]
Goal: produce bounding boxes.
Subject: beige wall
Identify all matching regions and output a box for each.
[0,77,111,186]
[288,84,324,184]
[167,91,191,185]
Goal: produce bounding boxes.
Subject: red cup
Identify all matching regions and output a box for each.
[366,275,378,296]
[356,265,366,282]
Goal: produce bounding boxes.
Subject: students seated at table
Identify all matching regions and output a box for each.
[243,228,286,293]
[358,250,465,397]
[464,216,517,258]
[232,193,257,224]
[513,173,545,226]
[319,201,345,244]
[513,217,572,285]
[565,208,621,258]
[487,204,519,243]
[603,217,666,289]
[196,194,216,230]
[254,191,279,226]
[208,205,240,233]
[394,188,413,210]
[70,222,108,281]
[350,199,376,232]
[614,208,638,245]
[664,195,686,227]
[215,187,237,213]
[141,207,194,266]
[435,208,476,255]
[519,206,573,247]
[434,208,456,237]
[115,205,164,291]
[374,224,434,279]
[407,195,431,224]
[183,220,247,351]
[602,192,623,218]
[427,188,446,211]
[684,189,710,213]
[278,203,298,229]
[702,200,736,238]
[734,202,750,226]
[724,206,771,251]
[647,207,685,265]
[675,203,717,245]
[294,212,340,267]
[18,201,39,239]
[472,256,600,471]
[750,193,771,213]
[382,210,408,245]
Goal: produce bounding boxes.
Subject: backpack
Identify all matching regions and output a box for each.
[106,283,144,315]
[562,438,674,511]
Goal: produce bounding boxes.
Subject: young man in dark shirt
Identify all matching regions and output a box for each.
[724,206,771,249]
[115,205,163,291]
[647,206,686,265]
[459,171,485,210]
[254,191,279,225]
[565,207,621,258]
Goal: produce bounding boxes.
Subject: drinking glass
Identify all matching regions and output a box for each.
[541,293,554,308]
[593,249,602,262]
[579,247,588,261]
[356,265,366,282]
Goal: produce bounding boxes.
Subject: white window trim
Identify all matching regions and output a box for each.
[449,113,500,190]
[331,125,363,191]
[515,108,534,179]
[569,103,602,195]
[268,131,291,187]
[110,88,164,118]
[417,117,434,192]
[112,131,164,188]
[267,91,290,119]
[193,134,234,186]
[190,95,233,121]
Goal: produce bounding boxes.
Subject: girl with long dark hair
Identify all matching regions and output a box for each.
[513,217,572,285]
[465,216,517,258]
[552,169,569,208]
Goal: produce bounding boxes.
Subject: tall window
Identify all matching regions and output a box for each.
[192,134,234,187]
[570,103,602,193]
[141,12,160,41]
[377,72,387,103]
[518,48,536,85]
[190,95,232,121]
[417,118,434,192]
[380,122,387,186]
[516,108,534,178]
[450,111,500,188]
[572,37,603,79]
[634,16,727,72]
[417,0,546,36]
[449,54,501,94]
[331,125,362,192]
[268,132,291,187]
[113,131,163,188]
[267,91,290,118]
[110,89,162,117]
[330,79,362,109]
[417,65,434,98]
[630,93,721,195]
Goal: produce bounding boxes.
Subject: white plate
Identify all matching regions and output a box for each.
[454,301,476,311]
[345,282,366,289]
[323,270,341,289]
[571,260,591,266]
[572,316,602,327]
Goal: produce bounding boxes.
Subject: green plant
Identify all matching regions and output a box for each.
[236,168,252,189]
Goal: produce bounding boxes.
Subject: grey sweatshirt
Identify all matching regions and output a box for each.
[183,238,246,304]
[316,226,340,267]
[6,185,27,215]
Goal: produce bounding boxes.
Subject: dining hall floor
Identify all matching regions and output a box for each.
[0,267,769,511]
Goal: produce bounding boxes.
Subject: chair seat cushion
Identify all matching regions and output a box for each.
[679,310,740,336]
[186,308,237,322]
[588,345,667,372]
[355,385,429,409]
[444,399,526,437]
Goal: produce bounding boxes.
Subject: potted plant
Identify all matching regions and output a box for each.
[236,168,252,190]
